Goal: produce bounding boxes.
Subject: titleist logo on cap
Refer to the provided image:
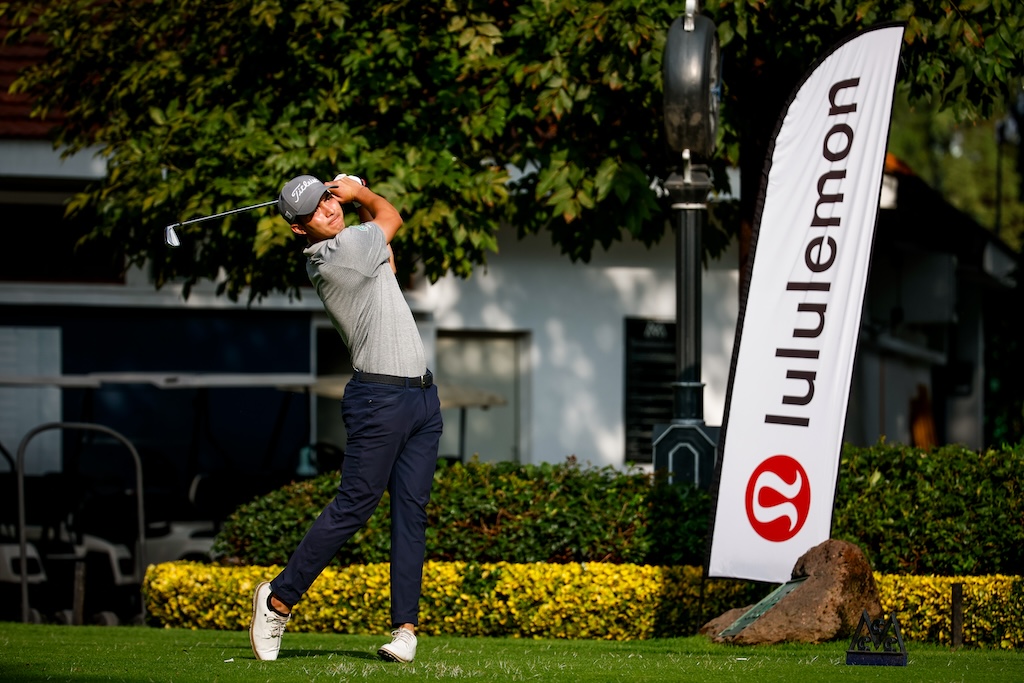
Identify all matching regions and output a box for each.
[290,178,318,203]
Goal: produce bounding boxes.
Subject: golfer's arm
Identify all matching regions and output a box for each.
[353,187,403,243]
[353,190,396,273]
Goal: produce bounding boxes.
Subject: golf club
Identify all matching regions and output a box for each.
[164,199,278,247]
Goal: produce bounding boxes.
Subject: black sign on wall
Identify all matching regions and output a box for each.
[624,318,676,464]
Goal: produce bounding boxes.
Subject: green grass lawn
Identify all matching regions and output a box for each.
[0,622,1020,682]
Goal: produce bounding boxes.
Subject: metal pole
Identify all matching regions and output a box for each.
[674,202,705,421]
[665,152,712,424]
[996,135,1003,236]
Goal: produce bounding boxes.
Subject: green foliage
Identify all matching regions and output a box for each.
[704,0,1024,137]
[702,0,1024,262]
[214,457,686,566]
[212,474,392,566]
[4,1,1019,301]
[214,441,1023,577]
[643,473,713,566]
[832,440,1024,576]
[1,0,687,301]
[888,91,1024,252]
[425,458,655,564]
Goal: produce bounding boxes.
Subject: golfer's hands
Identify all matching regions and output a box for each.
[330,171,402,241]
[328,173,367,205]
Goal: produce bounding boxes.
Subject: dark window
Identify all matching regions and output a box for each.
[0,181,124,284]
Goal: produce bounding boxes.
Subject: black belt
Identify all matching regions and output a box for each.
[352,370,432,388]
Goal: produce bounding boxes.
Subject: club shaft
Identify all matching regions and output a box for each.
[169,199,277,228]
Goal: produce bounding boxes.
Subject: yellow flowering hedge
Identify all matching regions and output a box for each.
[143,561,751,639]
[143,561,1022,647]
[875,573,1024,649]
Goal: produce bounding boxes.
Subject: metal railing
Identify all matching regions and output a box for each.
[16,422,146,624]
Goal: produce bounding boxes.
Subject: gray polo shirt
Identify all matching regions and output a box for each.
[304,222,426,377]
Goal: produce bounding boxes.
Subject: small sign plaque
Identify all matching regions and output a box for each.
[846,610,908,666]
[718,576,808,637]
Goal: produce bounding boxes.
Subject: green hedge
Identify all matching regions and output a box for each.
[213,457,711,567]
[832,441,1024,576]
[212,442,1024,576]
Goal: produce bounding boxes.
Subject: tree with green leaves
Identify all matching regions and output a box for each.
[888,90,1024,251]
[3,1,1022,301]
[705,0,1024,276]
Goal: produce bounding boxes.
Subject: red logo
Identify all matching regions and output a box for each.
[745,455,811,542]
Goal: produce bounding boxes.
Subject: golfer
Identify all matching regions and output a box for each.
[249,173,443,663]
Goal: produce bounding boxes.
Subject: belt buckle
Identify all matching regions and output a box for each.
[419,375,426,388]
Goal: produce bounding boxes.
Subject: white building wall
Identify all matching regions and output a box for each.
[413,225,740,468]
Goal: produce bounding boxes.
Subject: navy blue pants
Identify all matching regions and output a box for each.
[271,376,442,626]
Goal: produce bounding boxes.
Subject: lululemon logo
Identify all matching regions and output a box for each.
[745,455,811,542]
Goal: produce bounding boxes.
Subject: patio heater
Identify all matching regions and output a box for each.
[651,1,721,488]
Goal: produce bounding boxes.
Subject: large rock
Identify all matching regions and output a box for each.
[700,538,882,645]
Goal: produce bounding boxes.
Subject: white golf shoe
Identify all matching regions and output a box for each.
[377,627,417,663]
[249,582,290,661]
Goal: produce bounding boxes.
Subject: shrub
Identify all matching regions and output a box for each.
[425,458,655,563]
[143,560,759,639]
[875,573,1024,648]
[212,441,1023,576]
[143,561,1024,647]
[832,441,1024,576]
[214,457,668,566]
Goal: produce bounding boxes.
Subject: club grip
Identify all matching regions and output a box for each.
[333,173,367,207]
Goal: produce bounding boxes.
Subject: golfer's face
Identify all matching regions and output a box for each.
[296,192,343,242]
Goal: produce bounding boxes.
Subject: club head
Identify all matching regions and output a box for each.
[164,225,180,247]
